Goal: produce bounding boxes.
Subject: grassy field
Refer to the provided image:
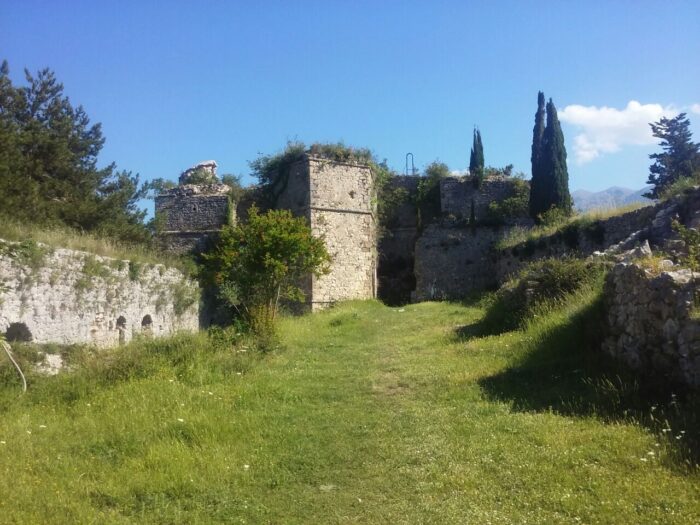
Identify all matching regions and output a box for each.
[0,294,699,523]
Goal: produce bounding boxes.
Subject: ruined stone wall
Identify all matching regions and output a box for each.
[413,223,509,301]
[603,263,700,389]
[155,184,231,255]
[0,241,199,347]
[440,175,523,221]
[493,191,700,284]
[276,156,376,309]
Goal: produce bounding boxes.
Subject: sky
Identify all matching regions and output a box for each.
[1,0,699,205]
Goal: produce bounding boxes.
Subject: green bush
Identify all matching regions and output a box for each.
[485,178,529,224]
[203,206,330,338]
[480,257,606,333]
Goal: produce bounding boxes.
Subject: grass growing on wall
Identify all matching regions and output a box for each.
[0,296,698,523]
[495,203,648,251]
[0,215,191,272]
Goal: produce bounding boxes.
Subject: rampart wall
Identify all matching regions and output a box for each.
[0,241,199,347]
[604,263,700,389]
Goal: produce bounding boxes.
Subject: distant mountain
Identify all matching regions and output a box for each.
[571,186,652,212]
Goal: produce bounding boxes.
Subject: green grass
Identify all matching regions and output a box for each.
[0,295,698,523]
[496,203,647,251]
[0,215,191,272]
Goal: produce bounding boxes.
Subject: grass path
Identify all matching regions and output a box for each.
[0,299,699,523]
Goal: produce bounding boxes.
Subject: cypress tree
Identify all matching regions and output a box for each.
[540,98,572,216]
[469,128,485,187]
[529,91,546,218]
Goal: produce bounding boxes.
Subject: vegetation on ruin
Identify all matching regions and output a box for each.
[0,216,194,274]
[495,202,646,252]
[249,141,402,235]
[415,160,449,228]
[484,176,530,225]
[204,206,330,337]
[479,257,607,333]
[0,294,698,523]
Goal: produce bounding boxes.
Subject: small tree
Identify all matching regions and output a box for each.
[204,206,330,336]
[469,128,485,187]
[645,113,700,199]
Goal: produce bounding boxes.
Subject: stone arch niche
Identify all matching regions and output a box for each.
[116,316,127,344]
[5,322,33,343]
[141,315,153,334]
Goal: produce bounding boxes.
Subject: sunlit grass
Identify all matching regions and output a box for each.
[0,216,189,271]
[0,296,698,523]
[496,202,649,251]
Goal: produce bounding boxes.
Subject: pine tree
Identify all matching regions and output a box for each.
[469,128,485,187]
[0,61,150,243]
[528,95,571,220]
[528,91,546,218]
[644,113,700,198]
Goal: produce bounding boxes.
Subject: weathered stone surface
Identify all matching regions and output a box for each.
[0,241,199,347]
[440,175,526,223]
[414,223,509,300]
[277,156,376,310]
[603,262,700,388]
[155,183,231,255]
[178,160,218,185]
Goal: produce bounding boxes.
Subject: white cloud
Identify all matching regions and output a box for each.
[559,101,680,164]
[691,103,700,115]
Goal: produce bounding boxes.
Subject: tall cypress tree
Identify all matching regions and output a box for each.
[540,98,572,216]
[529,91,546,218]
[469,127,485,187]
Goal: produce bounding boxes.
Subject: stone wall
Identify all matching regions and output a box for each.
[603,262,700,388]
[440,175,524,221]
[277,156,376,309]
[413,223,509,301]
[155,184,231,255]
[0,241,199,347]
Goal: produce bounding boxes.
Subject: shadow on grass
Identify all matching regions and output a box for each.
[465,293,700,469]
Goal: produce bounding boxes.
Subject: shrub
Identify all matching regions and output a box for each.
[203,206,330,338]
[481,257,606,333]
[485,178,529,224]
[672,219,700,270]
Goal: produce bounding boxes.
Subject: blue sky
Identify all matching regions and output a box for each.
[2,0,699,201]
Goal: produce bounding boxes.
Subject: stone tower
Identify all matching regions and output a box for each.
[155,161,232,255]
[276,155,377,310]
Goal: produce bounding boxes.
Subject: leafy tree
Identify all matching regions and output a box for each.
[469,128,485,187]
[0,61,150,243]
[204,206,330,336]
[644,113,700,199]
[529,91,546,218]
[529,95,571,220]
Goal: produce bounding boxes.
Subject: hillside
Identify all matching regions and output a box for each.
[572,186,652,212]
[1,298,698,523]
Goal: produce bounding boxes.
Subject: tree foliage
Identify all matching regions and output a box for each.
[204,206,330,335]
[644,113,700,199]
[529,93,571,221]
[469,128,485,187]
[416,161,449,227]
[0,61,150,243]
